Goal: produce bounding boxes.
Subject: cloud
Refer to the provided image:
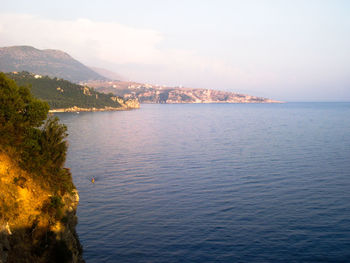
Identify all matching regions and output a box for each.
[0,13,349,101]
[0,14,163,64]
[0,13,259,88]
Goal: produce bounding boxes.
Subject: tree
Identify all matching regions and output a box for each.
[40,116,68,172]
[0,72,49,147]
[0,72,72,193]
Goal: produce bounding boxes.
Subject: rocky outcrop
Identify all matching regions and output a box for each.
[0,153,84,263]
[124,98,141,109]
[0,223,11,263]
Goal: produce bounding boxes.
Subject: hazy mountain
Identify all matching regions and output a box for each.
[89,66,125,81]
[0,46,107,83]
[1,45,281,104]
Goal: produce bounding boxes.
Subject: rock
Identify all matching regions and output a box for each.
[0,153,84,263]
[0,223,11,263]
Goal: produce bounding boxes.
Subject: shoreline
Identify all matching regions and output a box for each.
[49,105,140,113]
[49,101,285,112]
[139,100,285,104]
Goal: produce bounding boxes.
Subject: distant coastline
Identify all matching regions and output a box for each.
[138,100,285,104]
[89,80,283,104]
[49,101,285,113]
[49,105,140,113]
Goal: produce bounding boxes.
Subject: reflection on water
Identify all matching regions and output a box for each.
[58,103,350,262]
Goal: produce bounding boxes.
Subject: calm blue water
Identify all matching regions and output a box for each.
[58,103,350,262]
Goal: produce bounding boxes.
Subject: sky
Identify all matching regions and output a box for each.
[0,0,349,101]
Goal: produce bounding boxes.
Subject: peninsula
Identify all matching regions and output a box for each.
[6,71,140,112]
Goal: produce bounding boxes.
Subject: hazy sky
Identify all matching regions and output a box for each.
[1,0,349,101]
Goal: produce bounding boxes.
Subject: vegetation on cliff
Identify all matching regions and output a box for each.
[0,72,73,194]
[0,73,83,262]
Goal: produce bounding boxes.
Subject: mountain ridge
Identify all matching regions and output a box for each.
[0,46,106,83]
[1,45,282,103]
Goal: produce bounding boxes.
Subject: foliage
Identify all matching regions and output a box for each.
[0,72,48,147]
[22,116,68,172]
[41,195,65,220]
[0,72,74,194]
[49,195,64,209]
[6,71,122,109]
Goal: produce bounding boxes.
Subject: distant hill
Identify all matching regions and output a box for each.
[86,80,282,104]
[6,71,139,110]
[89,66,125,81]
[0,46,107,83]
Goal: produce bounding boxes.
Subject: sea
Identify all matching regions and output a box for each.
[57,103,350,262]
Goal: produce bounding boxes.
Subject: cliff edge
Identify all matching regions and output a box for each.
[0,153,84,263]
[0,73,84,262]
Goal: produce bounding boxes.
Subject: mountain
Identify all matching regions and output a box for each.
[0,46,106,83]
[1,45,281,104]
[86,80,282,104]
[89,66,125,81]
[6,71,139,111]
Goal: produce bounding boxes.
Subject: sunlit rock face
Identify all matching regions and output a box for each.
[124,98,140,109]
[0,153,84,263]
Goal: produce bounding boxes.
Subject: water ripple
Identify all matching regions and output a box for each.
[58,103,350,262]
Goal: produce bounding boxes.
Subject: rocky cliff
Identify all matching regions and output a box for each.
[0,73,84,263]
[0,152,84,263]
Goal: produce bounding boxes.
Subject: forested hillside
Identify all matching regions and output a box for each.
[6,72,127,110]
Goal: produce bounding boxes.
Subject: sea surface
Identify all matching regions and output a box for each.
[58,103,350,262]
